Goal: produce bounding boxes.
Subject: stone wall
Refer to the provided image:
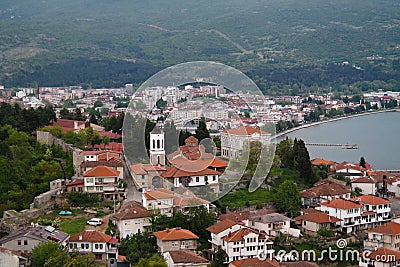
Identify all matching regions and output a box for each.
[36,130,83,172]
[0,189,59,233]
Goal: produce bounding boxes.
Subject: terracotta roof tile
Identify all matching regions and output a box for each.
[161,165,221,178]
[301,183,350,199]
[206,219,238,234]
[352,177,376,184]
[364,247,400,262]
[369,222,400,235]
[222,227,266,242]
[321,199,362,210]
[167,250,209,264]
[69,230,116,243]
[83,165,120,177]
[350,195,390,205]
[294,212,341,224]
[223,126,269,136]
[311,158,336,166]
[111,201,151,220]
[66,179,84,187]
[230,258,280,267]
[153,228,198,241]
[144,189,174,200]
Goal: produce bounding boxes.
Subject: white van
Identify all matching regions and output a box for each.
[86,218,102,226]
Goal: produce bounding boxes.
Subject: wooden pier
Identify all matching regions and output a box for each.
[305,143,359,149]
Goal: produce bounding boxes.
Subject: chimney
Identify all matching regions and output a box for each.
[79,235,82,241]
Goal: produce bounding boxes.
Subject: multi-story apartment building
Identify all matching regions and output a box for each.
[153,228,199,253]
[320,195,391,233]
[364,221,400,250]
[83,166,125,200]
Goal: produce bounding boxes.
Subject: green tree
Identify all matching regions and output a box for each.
[195,116,210,142]
[30,241,70,267]
[89,114,98,125]
[64,252,98,267]
[272,180,301,217]
[292,139,317,186]
[134,254,167,267]
[94,100,103,108]
[208,247,227,267]
[359,156,366,168]
[119,232,157,264]
[163,120,179,154]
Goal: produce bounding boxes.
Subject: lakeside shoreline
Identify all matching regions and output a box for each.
[272,109,398,140]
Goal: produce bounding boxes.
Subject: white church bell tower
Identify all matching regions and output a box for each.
[149,124,165,166]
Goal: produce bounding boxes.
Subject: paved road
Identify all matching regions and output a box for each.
[124,175,142,203]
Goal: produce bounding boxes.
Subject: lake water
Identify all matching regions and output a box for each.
[279,111,400,170]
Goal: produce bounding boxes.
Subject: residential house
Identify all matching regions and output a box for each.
[320,195,391,233]
[68,230,118,263]
[206,219,243,249]
[300,183,351,208]
[110,201,152,238]
[80,157,124,179]
[329,162,370,180]
[364,221,400,250]
[0,247,27,267]
[221,126,271,158]
[219,226,274,262]
[359,247,400,267]
[294,211,341,235]
[247,213,292,237]
[82,150,122,163]
[51,119,89,132]
[161,165,221,193]
[351,177,377,195]
[83,166,125,201]
[131,164,166,190]
[142,188,174,217]
[163,250,209,267]
[0,225,69,254]
[66,179,84,193]
[153,228,198,253]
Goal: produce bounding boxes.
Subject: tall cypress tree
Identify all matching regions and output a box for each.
[293,139,317,186]
[195,116,210,142]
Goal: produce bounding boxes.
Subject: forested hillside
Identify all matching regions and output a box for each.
[1,0,400,94]
[0,104,74,216]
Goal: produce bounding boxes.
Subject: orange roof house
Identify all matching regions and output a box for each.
[83,165,120,177]
[153,228,199,253]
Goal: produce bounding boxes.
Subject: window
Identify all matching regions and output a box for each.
[100,244,103,249]
[196,177,199,182]
[172,241,178,247]
[95,244,99,249]
[87,178,93,183]
[95,186,103,191]
[87,186,94,191]
[78,187,83,192]
[213,175,216,181]
[17,240,21,246]
[24,240,28,245]
[74,244,77,249]
[98,178,104,183]
[86,244,89,249]
[81,244,84,249]
[70,243,73,249]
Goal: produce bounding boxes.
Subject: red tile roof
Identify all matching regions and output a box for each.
[321,199,362,210]
[69,230,116,243]
[301,183,350,199]
[369,222,400,235]
[350,195,390,205]
[230,258,280,267]
[83,165,120,177]
[131,164,166,175]
[311,158,336,166]
[294,212,341,224]
[222,227,266,242]
[111,201,151,220]
[144,189,173,200]
[66,179,84,187]
[364,247,400,262]
[161,165,221,178]
[352,177,376,184]
[167,250,209,264]
[206,219,238,234]
[153,228,198,241]
[223,125,269,136]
